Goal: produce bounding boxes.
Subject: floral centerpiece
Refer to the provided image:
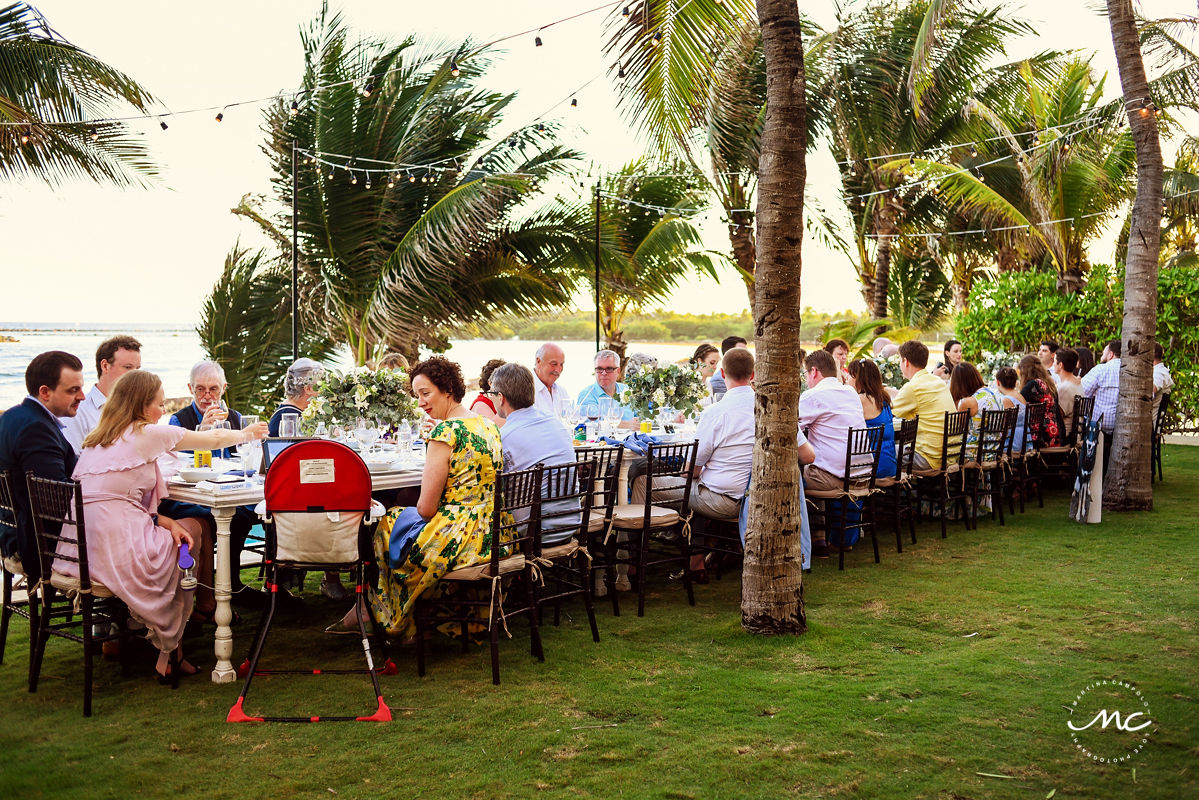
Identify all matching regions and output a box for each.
[620,363,708,420]
[873,354,906,390]
[301,366,420,434]
[977,350,1021,383]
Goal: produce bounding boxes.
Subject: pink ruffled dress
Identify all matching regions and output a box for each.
[55,424,192,653]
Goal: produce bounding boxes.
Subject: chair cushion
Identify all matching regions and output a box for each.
[913,464,960,478]
[874,475,910,488]
[806,482,876,500]
[587,510,608,533]
[542,539,581,560]
[50,570,115,598]
[963,460,1000,470]
[1039,446,1072,455]
[442,553,526,581]
[611,504,680,529]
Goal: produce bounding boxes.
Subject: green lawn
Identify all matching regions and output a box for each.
[2,447,1196,799]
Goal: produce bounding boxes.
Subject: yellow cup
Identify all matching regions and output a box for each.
[639,420,651,434]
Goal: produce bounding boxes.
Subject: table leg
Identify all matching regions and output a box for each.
[211,506,236,684]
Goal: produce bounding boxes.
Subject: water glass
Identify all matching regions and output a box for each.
[240,414,259,430]
[397,425,414,466]
[356,417,379,454]
[279,415,301,438]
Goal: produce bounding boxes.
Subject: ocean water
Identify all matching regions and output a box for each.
[0,323,711,410]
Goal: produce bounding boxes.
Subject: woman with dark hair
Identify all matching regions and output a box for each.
[469,358,506,422]
[824,338,850,382]
[933,339,963,379]
[1018,355,1063,447]
[996,367,1029,450]
[1074,345,1096,378]
[950,362,1009,451]
[846,359,896,478]
[1054,348,1083,436]
[327,356,504,640]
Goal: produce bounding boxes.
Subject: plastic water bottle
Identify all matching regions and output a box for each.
[178,544,197,592]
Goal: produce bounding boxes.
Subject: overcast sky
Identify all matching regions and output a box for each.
[1,0,1191,325]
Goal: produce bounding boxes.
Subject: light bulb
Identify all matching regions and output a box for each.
[290,100,299,116]
[451,60,460,77]
[618,62,626,78]
[351,173,358,185]
[651,32,662,47]
[535,35,543,47]
[571,98,578,108]
[160,120,169,131]
[408,171,416,183]
[387,175,395,188]
[215,111,224,123]
[89,126,98,141]
[623,5,630,17]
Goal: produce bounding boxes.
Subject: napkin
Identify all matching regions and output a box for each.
[597,431,663,456]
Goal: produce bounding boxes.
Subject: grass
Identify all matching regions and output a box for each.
[1,447,1196,799]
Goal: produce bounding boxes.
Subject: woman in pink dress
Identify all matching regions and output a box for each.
[58,370,267,680]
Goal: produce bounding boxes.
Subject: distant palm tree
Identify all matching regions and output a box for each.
[585,162,723,363]
[236,7,586,366]
[808,0,1045,318]
[198,246,338,416]
[1160,135,1199,268]
[0,1,157,186]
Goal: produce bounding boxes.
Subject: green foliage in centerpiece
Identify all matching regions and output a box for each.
[620,363,708,420]
[301,367,420,433]
[977,350,1021,383]
[873,355,907,390]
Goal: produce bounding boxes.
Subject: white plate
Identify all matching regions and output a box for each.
[179,468,219,483]
[365,460,400,473]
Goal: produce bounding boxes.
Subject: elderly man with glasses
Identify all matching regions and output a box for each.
[575,350,638,430]
[168,360,245,457]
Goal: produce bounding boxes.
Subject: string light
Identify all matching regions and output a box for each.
[290,99,299,116]
[159,119,168,131]
[571,98,578,108]
[361,81,375,98]
[350,171,358,185]
[651,31,662,47]
[20,125,30,144]
[89,126,98,141]
[215,110,224,123]
[623,5,631,17]
[535,34,543,47]
[618,62,626,78]
[450,60,461,77]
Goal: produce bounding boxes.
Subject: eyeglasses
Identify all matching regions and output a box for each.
[482,390,500,397]
[595,366,619,373]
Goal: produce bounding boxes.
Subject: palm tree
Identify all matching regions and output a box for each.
[604,1,837,315]
[587,163,723,363]
[198,246,338,416]
[236,7,586,366]
[808,0,1044,319]
[0,1,157,186]
[1103,0,1164,512]
[1159,139,1199,268]
[741,0,808,637]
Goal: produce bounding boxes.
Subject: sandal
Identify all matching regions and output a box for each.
[324,619,361,636]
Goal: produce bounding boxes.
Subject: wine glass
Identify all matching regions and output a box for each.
[604,400,623,436]
[555,397,576,430]
[237,440,261,482]
[581,402,600,440]
[355,417,379,455]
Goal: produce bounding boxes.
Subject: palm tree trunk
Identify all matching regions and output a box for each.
[1103,0,1163,511]
[728,216,758,316]
[871,210,897,320]
[742,0,807,637]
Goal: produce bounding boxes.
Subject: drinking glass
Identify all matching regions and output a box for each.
[556,397,576,429]
[240,414,259,431]
[237,440,261,480]
[396,424,414,467]
[279,415,301,438]
[356,417,379,454]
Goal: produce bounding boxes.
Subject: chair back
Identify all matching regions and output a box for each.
[574,445,624,525]
[25,475,88,590]
[1071,395,1095,443]
[537,461,594,555]
[975,408,1009,465]
[263,440,372,566]
[941,410,971,470]
[843,426,884,488]
[645,441,698,516]
[484,466,542,575]
[894,416,919,479]
[1153,392,1171,436]
[0,470,15,541]
[1022,402,1046,450]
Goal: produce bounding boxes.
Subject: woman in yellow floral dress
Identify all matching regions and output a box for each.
[326,356,503,640]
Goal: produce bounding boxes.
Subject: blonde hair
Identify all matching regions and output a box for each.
[82,370,163,449]
[377,352,409,371]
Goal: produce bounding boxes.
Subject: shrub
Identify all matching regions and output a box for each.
[957,265,1199,432]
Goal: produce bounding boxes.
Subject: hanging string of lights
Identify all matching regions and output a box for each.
[0,1,628,131]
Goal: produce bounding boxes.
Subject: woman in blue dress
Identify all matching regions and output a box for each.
[847,359,896,479]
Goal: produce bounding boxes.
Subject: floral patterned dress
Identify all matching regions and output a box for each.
[1020,378,1063,448]
[368,415,503,638]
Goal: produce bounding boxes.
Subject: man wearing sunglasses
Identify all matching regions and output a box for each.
[575,350,638,430]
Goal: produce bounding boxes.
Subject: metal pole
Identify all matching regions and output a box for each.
[291,139,299,362]
[594,183,601,352]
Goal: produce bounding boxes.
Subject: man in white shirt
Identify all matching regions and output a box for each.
[1152,342,1174,417]
[799,349,867,558]
[799,350,867,491]
[532,342,569,416]
[1038,339,1062,386]
[61,335,142,453]
[690,348,757,522]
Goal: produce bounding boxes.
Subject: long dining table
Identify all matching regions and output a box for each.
[167,459,423,684]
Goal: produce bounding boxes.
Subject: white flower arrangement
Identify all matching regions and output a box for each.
[873,355,907,390]
[620,362,709,419]
[978,350,1021,383]
[300,367,420,433]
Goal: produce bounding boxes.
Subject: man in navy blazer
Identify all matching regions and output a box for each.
[0,351,85,583]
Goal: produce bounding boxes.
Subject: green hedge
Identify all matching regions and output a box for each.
[957,265,1199,432]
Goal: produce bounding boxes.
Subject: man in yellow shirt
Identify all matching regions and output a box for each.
[891,340,957,470]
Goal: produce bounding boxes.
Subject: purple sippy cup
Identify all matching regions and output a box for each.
[178,543,197,591]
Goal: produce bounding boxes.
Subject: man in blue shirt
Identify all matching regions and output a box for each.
[168,360,245,458]
[575,349,638,429]
[491,363,581,544]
